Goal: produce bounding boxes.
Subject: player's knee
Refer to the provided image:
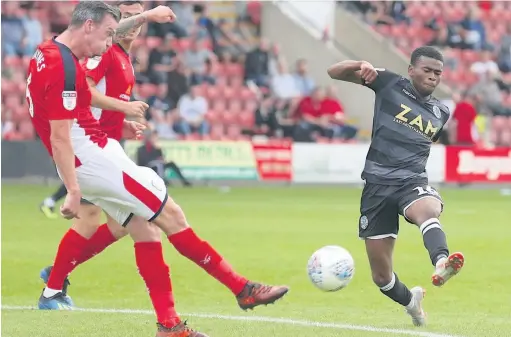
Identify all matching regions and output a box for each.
[106,217,128,240]
[152,199,189,236]
[371,271,393,288]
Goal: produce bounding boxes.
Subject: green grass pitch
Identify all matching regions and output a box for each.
[1,184,510,336]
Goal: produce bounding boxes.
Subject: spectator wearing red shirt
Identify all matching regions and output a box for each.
[323,85,358,140]
[448,93,478,145]
[292,87,332,141]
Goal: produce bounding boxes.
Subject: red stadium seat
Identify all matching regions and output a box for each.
[145,36,162,49]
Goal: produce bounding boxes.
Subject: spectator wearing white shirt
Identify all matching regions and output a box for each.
[271,59,300,100]
[293,58,315,96]
[177,86,209,136]
[470,49,499,76]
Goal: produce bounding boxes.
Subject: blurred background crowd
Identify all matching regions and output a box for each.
[2,0,511,147]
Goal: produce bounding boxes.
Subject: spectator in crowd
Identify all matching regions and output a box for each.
[254,95,279,137]
[497,24,511,73]
[470,48,499,76]
[323,85,358,140]
[244,38,270,87]
[167,59,190,104]
[182,38,216,85]
[448,92,479,145]
[136,130,191,186]
[22,7,43,57]
[147,34,177,84]
[176,85,209,136]
[292,87,332,142]
[460,6,487,50]
[213,19,249,59]
[2,2,29,57]
[293,58,315,96]
[147,84,177,140]
[271,59,300,100]
[132,46,150,84]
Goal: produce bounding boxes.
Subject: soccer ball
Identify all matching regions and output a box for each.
[307,245,355,292]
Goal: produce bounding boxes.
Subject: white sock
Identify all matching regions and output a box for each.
[43,287,61,298]
[43,198,55,208]
[435,255,448,268]
[405,294,415,310]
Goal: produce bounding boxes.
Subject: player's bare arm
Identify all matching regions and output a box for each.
[49,119,81,219]
[86,77,148,118]
[114,5,176,42]
[327,60,378,85]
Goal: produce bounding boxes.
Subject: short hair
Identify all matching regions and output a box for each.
[116,1,143,6]
[70,1,121,27]
[410,46,444,66]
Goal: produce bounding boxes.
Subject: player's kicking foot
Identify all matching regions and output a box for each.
[39,266,73,306]
[432,252,465,287]
[156,321,209,337]
[39,203,58,219]
[38,290,73,310]
[236,282,289,310]
[405,286,426,327]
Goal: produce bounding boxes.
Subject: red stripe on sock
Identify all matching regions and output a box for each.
[168,228,248,295]
[122,172,161,213]
[135,242,180,328]
[47,229,88,290]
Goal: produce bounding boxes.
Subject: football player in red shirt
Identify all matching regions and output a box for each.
[28,2,288,336]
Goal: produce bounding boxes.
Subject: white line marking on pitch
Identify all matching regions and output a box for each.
[1,305,464,337]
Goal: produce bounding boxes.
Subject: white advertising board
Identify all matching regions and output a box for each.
[292,144,445,184]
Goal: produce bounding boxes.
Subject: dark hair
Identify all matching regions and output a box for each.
[410,46,444,66]
[70,1,121,27]
[116,1,143,6]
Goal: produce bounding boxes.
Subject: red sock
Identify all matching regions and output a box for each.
[76,223,117,265]
[168,228,248,295]
[47,229,88,290]
[135,242,180,328]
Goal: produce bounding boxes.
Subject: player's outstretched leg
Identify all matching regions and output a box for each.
[366,238,426,326]
[39,183,67,219]
[404,196,465,287]
[151,199,289,311]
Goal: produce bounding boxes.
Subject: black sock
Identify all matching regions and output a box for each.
[380,273,413,307]
[51,184,68,203]
[420,218,449,266]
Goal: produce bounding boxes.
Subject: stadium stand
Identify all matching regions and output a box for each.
[3,1,510,146]
[341,0,511,146]
[2,1,360,144]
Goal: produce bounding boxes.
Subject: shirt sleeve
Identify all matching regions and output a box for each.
[363,68,401,93]
[83,50,112,84]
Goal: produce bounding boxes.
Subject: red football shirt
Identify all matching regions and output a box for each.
[83,44,135,141]
[27,38,107,165]
[452,101,477,144]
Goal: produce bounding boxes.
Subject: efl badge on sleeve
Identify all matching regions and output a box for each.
[62,91,77,111]
[432,106,441,119]
[86,56,101,70]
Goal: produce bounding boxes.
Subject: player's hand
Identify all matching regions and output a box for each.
[359,61,378,84]
[60,190,81,220]
[146,5,177,23]
[123,101,149,118]
[123,120,146,140]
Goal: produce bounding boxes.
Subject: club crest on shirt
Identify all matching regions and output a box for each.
[62,91,77,111]
[86,56,101,70]
[432,105,441,119]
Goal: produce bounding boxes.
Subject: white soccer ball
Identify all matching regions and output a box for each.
[307,245,355,292]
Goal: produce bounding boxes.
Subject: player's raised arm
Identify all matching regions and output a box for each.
[114,5,176,42]
[86,77,148,118]
[328,60,400,92]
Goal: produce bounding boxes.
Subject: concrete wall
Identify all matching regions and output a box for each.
[261,2,378,130]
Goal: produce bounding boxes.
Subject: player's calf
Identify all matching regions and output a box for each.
[146,199,290,310]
